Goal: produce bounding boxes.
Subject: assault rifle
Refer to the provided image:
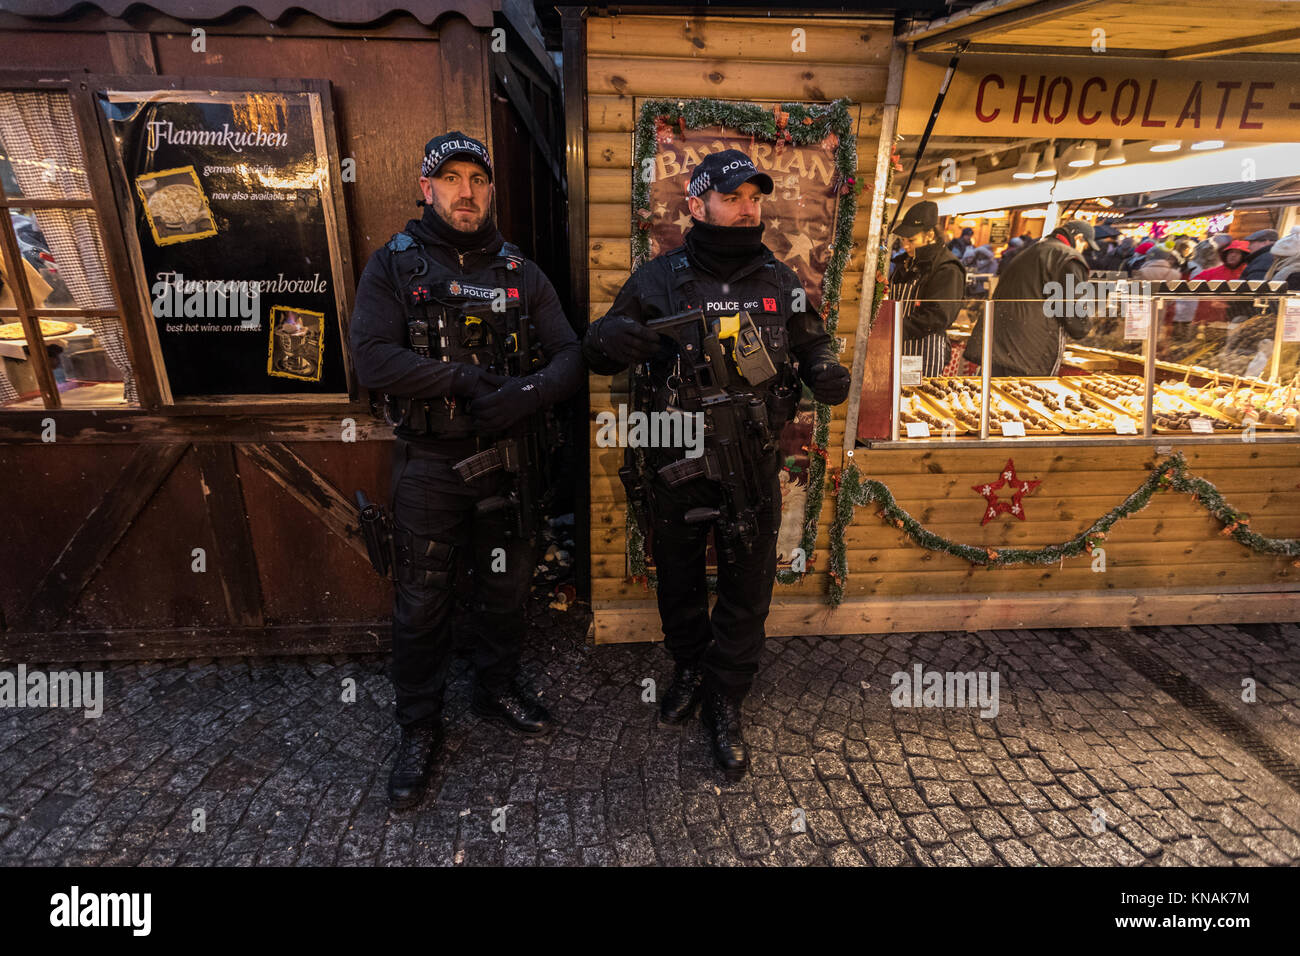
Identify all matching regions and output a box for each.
[622,307,777,562]
[452,297,555,539]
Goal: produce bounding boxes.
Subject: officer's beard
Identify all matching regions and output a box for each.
[420,197,499,250]
[429,192,491,233]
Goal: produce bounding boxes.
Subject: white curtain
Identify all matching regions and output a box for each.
[0,90,137,404]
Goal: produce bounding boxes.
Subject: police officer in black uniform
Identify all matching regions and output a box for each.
[582,149,852,779]
[349,131,582,808]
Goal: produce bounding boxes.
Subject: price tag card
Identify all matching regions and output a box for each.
[901,355,923,387]
[1114,416,1138,435]
[1284,298,1300,343]
[1189,418,1214,434]
[905,421,931,438]
[1123,297,1150,341]
[999,420,1026,437]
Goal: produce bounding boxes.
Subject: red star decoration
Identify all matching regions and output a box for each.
[971,458,1041,526]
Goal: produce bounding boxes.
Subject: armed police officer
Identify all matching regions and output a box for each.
[350,131,582,809]
[582,149,852,779]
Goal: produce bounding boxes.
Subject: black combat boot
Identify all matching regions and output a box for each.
[659,662,705,724]
[387,720,443,810]
[702,687,749,781]
[471,682,554,735]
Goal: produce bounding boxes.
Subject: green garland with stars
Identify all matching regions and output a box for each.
[622,96,860,588]
[826,451,1300,607]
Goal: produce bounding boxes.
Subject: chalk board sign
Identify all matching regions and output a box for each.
[988,218,1011,247]
[97,84,350,398]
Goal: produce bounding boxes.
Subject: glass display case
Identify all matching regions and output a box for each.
[885,283,1300,442]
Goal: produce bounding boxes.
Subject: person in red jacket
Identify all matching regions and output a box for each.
[1193,240,1249,327]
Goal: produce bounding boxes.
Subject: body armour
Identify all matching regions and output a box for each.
[375,231,536,440]
[634,246,801,467]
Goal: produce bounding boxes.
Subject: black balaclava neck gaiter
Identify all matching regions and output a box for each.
[685,217,766,281]
[411,200,500,253]
[912,241,940,265]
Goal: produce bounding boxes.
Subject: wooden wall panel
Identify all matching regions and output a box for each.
[236,441,391,624]
[0,31,115,71]
[66,445,231,629]
[0,444,138,625]
[593,440,1300,637]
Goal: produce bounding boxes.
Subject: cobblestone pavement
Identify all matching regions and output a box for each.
[2,616,1299,866]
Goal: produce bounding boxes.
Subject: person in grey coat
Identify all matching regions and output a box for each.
[964,220,1096,376]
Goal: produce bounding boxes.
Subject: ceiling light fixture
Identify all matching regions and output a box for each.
[1012,150,1039,179]
[1066,141,1097,167]
[1098,138,1126,166]
[1034,143,1058,178]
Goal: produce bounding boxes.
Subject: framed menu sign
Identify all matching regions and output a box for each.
[94,79,353,399]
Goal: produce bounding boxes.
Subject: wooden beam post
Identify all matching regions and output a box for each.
[843,31,907,466]
[194,442,265,628]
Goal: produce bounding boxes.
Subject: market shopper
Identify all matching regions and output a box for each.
[967,243,998,275]
[999,236,1025,271]
[1087,225,1125,272]
[1242,228,1278,283]
[582,149,851,780]
[1193,239,1250,326]
[1265,226,1300,290]
[948,226,975,259]
[889,200,967,375]
[1135,247,1192,340]
[964,220,1095,377]
[349,131,583,809]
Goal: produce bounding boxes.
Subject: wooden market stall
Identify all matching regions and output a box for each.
[842,1,1300,633]
[567,8,902,641]
[0,0,568,661]
[579,2,1300,644]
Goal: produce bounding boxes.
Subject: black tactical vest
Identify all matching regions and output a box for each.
[639,246,802,433]
[376,231,534,440]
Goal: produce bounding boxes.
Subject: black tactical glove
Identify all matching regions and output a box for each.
[469,375,544,432]
[451,364,507,401]
[808,362,852,405]
[595,314,661,365]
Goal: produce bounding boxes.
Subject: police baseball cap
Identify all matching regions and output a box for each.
[686,149,773,199]
[892,200,939,238]
[421,131,492,181]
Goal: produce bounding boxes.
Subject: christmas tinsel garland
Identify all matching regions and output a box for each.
[623,96,860,587]
[826,451,1300,607]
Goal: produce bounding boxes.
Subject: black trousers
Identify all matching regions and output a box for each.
[647,452,782,701]
[389,435,537,727]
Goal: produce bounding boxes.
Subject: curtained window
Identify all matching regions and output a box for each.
[0,89,136,408]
